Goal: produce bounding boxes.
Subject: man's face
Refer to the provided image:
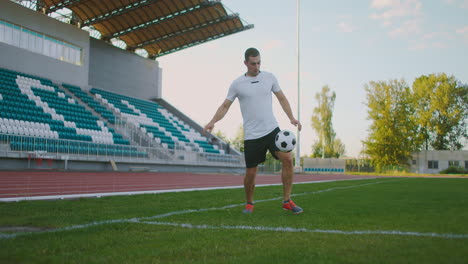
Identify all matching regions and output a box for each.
[244,55,261,77]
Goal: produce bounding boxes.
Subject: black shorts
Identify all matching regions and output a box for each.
[244,127,281,168]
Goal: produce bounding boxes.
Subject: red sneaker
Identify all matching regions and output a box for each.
[282,199,303,214]
[243,203,254,214]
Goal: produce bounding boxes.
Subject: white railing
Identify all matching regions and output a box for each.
[113,116,216,155]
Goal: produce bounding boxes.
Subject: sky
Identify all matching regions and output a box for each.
[158,0,468,158]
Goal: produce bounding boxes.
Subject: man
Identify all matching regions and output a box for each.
[203,47,303,214]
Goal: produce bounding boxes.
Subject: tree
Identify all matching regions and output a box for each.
[230,124,244,152]
[310,85,345,158]
[213,130,229,143]
[363,79,419,170]
[333,138,346,158]
[412,73,468,150]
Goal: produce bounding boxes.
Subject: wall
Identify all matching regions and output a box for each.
[88,38,162,100]
[0,157,244,174]
[411,150,468,174]
[0,0,89,87]
[0,1,162,100]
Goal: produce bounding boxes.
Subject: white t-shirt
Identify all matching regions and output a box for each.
[226,71,281,140]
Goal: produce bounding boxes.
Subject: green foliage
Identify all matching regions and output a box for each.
[333,138,346,157]
[229,124,244,153]
[211,126,244,153]
[439,166,467,174]
[412,73,468,150]
[363,79,418,170]
[363,74,467,170]
[311,85,345,158]
[345,159,375,172]
[213,130,229,143]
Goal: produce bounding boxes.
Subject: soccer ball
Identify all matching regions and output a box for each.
[275,130,296,152]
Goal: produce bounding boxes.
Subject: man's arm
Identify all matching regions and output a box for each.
[203,99,233,135]
[274,90,302,131]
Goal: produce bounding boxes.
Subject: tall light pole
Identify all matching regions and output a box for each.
[295,0,301,171]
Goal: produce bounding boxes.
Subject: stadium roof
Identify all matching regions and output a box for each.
[37,0,253,58]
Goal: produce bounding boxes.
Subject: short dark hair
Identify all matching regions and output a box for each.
[244,47,260,61]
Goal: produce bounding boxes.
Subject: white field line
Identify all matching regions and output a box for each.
[0,179,389,239]
[5,178,466,240]
[0,219,137,240]
[139,221,468,239]
[140,179,395,220]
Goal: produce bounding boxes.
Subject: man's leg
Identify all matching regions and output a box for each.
[275,151,294,201]
[276,151,303,214]
[244,166,258,203]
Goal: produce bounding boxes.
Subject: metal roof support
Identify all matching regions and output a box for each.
[70,11,83,27]
[134,13,240,49]
[81,0,161,26]
[26,0,253,59]
[81,0,218,27]
[46,0,83,14]
[101,1,222,40]
[35,0,47,13]
[156,24,253,57]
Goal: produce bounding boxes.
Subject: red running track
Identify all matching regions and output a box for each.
[0,171,376,201]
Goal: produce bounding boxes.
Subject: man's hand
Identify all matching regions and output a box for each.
[203,122,215,136]
[203,99,233,136]
[290,118,302,131]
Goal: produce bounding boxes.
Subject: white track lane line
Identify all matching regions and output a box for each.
[0,178,372,202]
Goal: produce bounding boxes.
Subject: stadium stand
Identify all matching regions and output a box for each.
[89,88,223,154]
[0,67,241,166]
[0,67,146,158]
[63,84,117,125]
[0,0,247,172]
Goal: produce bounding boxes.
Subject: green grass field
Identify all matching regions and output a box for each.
[1,177,468,263]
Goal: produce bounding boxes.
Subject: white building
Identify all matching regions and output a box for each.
[411,150,468,174]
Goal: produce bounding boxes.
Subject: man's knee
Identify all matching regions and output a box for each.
[277,152,293,166]
[245,167,257,177]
